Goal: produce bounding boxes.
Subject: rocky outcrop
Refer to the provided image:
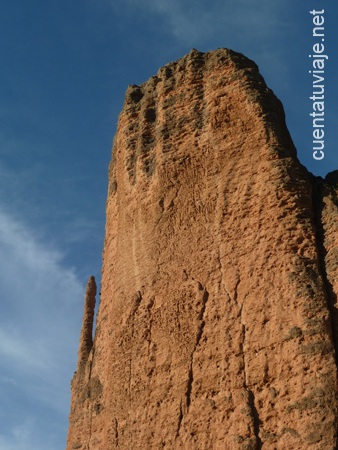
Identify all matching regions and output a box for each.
[315,172,338,360]
[78,276,96,366]
[66,49,338,449]
[67,276,100,450]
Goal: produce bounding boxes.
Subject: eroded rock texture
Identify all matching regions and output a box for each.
[66,49,338,450]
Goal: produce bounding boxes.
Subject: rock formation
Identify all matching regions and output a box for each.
[66,48,338,449]
[67,276,98,449]
[78,276,96,366]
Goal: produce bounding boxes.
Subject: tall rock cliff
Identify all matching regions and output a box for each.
[66,49,338,449]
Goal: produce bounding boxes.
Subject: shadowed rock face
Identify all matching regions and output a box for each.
[66,49,338,450]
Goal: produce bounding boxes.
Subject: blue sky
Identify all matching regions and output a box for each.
[0,1,337,448]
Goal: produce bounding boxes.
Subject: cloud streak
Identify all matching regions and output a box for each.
[0,207,85,449]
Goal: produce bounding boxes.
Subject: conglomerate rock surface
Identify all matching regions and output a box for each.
[66,49,338,450]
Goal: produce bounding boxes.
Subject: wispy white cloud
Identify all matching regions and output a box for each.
[0,137,104,279]
[0,207,86,447]
[0,416,62,450]
[0,420,33,450]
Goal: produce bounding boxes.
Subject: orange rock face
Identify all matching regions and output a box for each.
[66,49,338,449]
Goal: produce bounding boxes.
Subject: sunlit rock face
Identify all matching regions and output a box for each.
[66,49,338,450]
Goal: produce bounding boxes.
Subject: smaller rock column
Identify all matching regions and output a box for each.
[77,275,97,368]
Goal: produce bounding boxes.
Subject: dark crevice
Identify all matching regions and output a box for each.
[233,276,241,305]
[186,363,194,409]
[176,401,183,437]
[248,390,263,449]
[196,286,209,340]
[312,178,338,366]
[115,418,119,448]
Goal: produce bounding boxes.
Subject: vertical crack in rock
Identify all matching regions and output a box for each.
[185,364,194,410]
[185,284,209,409]
[233,276,241,305]
[219,250,261,446]
[176,401,183,438]
[240,305,262,449]
[247,390,263,450]
[114,418,119,448]
[77,276,97,369]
